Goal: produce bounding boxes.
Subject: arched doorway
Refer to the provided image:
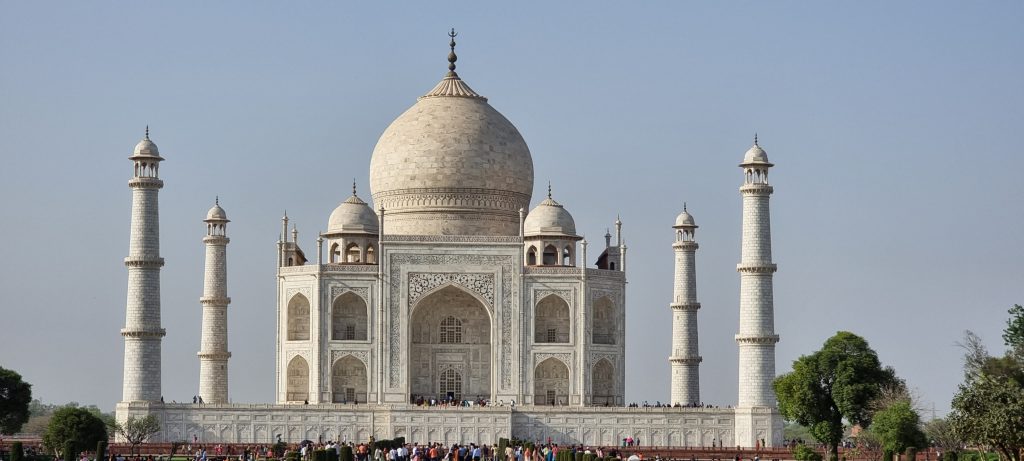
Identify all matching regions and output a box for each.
[332,292,368,341]
[592,359,614,405]
[286,356,309,402]
[593,296,615,345]
[287,294,310,341]
[331,355,368,403]
[410,285,491,402]
[535,294,570,343]
[534,358,570,405]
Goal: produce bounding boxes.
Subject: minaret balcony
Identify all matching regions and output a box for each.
[739,183,773,195]
[200,296,231,306]
[669,356,703,365]
[670,302,701,311]
[120,327,166,338]
[124,257,165,268]
[736,263,777,274]
[128,177,164,189]
[734,334,780,345]
[197,351,232,360]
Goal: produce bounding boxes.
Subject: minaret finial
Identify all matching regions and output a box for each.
[448,28,458,74]
[547,181,552,199]
[353,179,357,196]
[684,201,687,212]
[754,132,759,146]
[215,196,219,206]
[145,125,150,139]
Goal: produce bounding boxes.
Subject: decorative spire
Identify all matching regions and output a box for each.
[448,28,458,74]
[754,133,759,146]
[684,202,687,212]
[145,125,150,139]
[352,179,357,196]
[215,196,219,206]
[547,181,552,199]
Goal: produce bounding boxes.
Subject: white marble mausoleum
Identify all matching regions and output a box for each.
[115,33,784,448]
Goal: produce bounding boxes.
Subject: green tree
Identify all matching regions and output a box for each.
[871,401,926,455]
[948,305,1024,461]
[113,415,161,456]
[42,406,109,456]
[0,367,33,434]
[1004,304,1024,358]
[774,331,897,461]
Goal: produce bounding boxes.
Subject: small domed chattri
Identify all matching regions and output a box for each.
[132,125,161,158]
[524,185,578,238]
[674,203,696,228]
[206,197,229,222]
[327,187,379,235]
[741,133,772,166]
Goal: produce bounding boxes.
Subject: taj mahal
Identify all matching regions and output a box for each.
[115,33,784,448]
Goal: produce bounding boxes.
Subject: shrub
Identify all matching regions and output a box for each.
[793,444,822,461]
[12,442,25,461]
[882,451,893,461]
[943,452,958,461]
[340,446,354,461]
[63,441,76,461]
[326,448,338,461]
[286,450,299,461]
[96,441,107,461]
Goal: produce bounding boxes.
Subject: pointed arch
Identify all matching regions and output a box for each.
[535,294,570,343]
[409,285,491,402]
[542,244,558,265]
[593,296,615,345]
[534,357,570,405]
[562,245,572,266]
[287,293,310,341]
[345,242,361,263]
[331,355,367,403]
[439,367,463,401]
[526,246,538,266]
[592,358,615,405]
[329,243,340,263]
[332,292,368,341]
[286,355,309,402]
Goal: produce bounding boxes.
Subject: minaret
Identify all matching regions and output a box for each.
[735,135,782,446]
[121,127,166,402]
[669,204,701,405]
[198,198,231,404]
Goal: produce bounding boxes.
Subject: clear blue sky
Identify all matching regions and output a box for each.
[1,2,1022,418]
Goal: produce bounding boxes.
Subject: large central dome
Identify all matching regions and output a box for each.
[369,45,534,236]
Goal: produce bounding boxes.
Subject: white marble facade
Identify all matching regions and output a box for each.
[275,238,627,408]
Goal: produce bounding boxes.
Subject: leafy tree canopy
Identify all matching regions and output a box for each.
[949,305,1024,461]
[41,406,109,455]
[1004,304,1024,358]
[871,401,926,454]
[775,331,897,460]
[0,367,33,435]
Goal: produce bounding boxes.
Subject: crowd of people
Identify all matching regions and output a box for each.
[287,441,631,461]
[625,402,727,409]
